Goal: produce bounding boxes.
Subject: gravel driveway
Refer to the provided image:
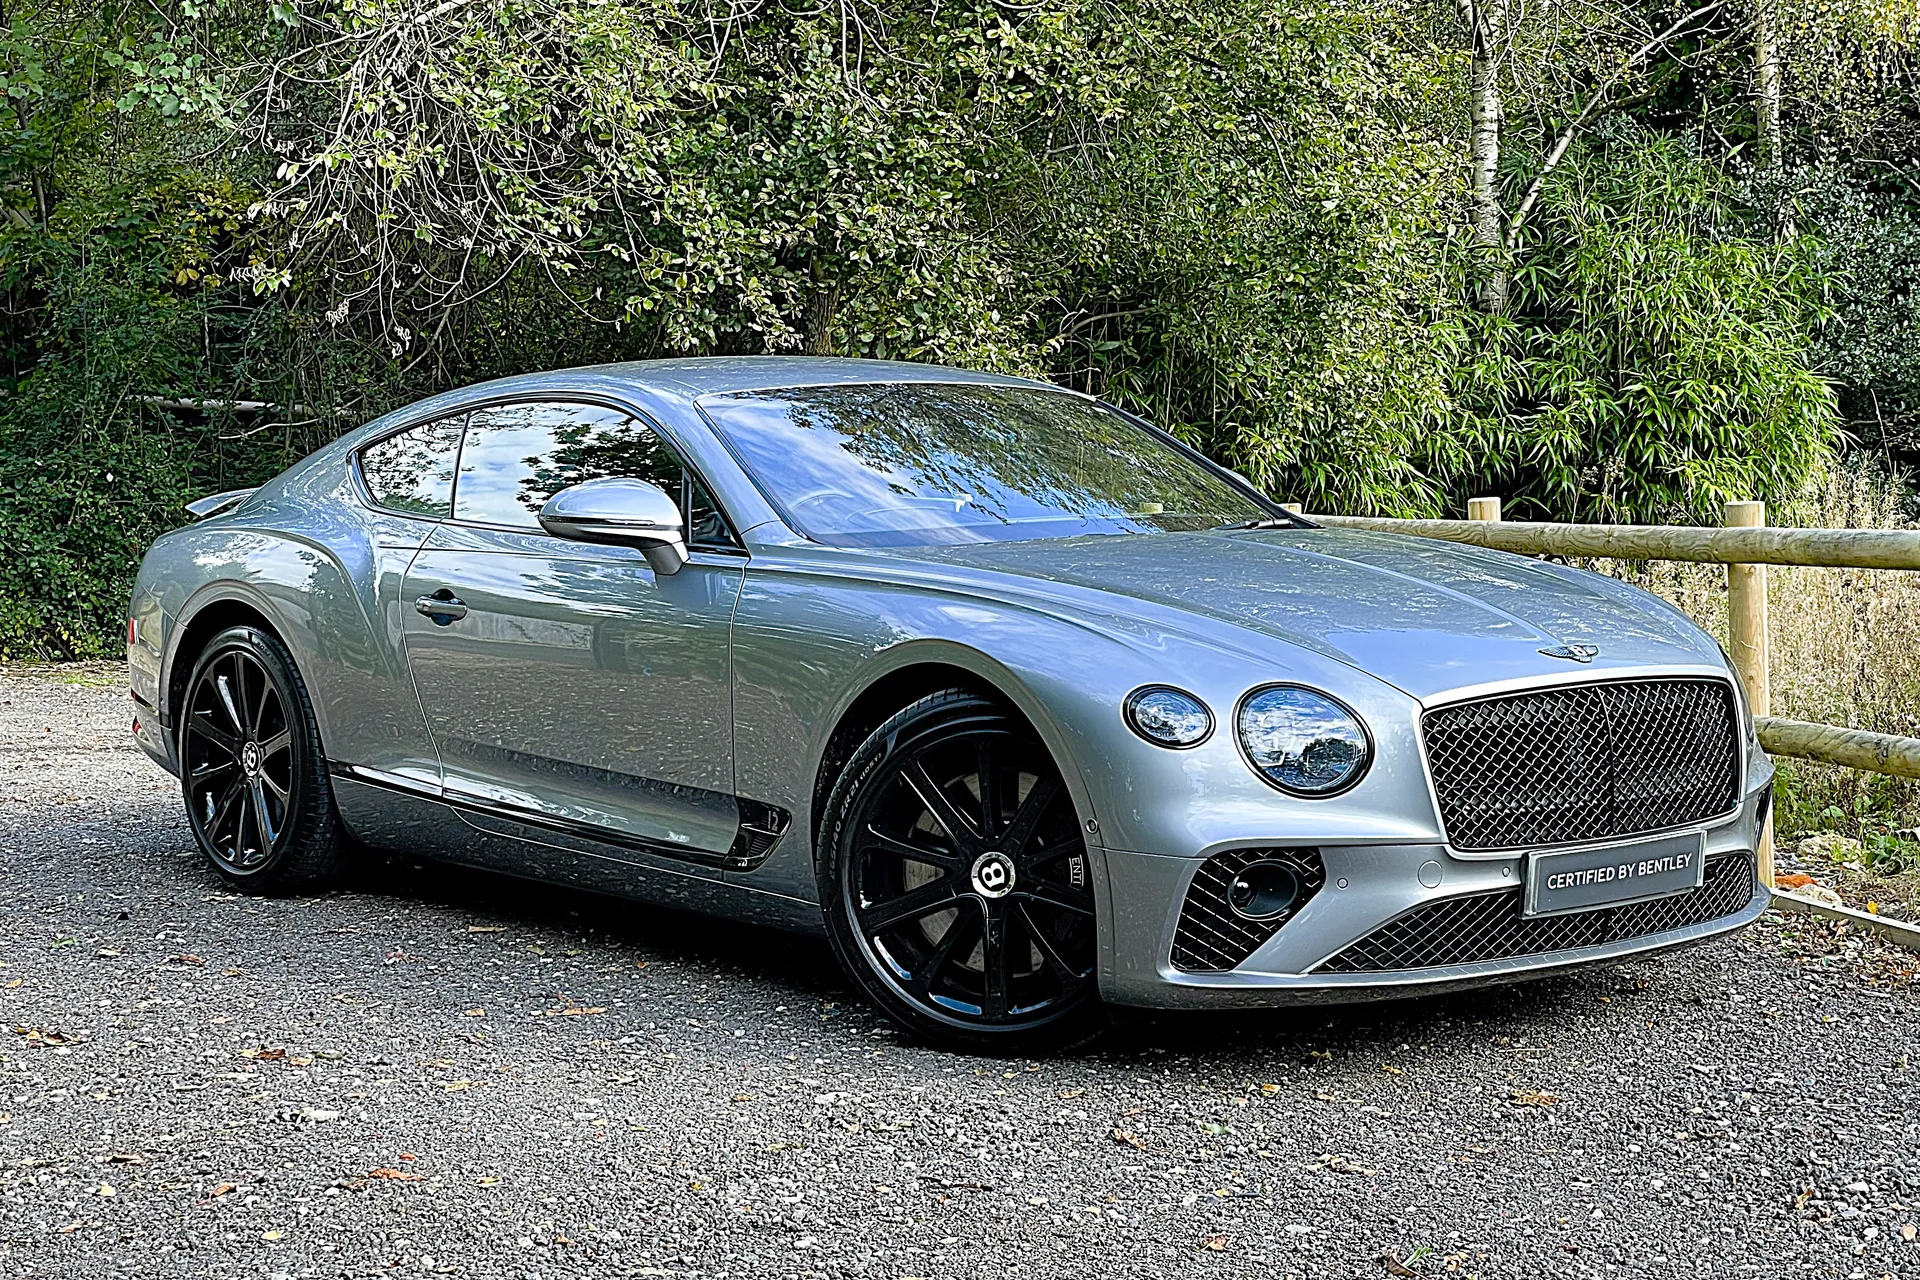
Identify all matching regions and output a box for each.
[2,664,1916,1280]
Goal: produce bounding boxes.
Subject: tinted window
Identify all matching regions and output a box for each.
[454,402,735,546]
[359,416,464,517]
[700,384,1269,548]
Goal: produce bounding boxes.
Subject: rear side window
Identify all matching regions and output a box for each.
[359,416,464,518]
[454,401,736,547]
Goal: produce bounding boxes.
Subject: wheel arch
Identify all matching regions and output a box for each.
[162,587,290,734]
[808,641,1099,868]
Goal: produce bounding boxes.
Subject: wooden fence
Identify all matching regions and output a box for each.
[1293,498,1920,891]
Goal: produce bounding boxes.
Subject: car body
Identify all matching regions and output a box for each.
[128,357,1773,1047]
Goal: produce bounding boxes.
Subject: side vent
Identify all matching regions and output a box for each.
[1170,848,1325,973]
[727,799,793,870]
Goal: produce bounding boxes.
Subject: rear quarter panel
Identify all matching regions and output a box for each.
[135,451,441,786]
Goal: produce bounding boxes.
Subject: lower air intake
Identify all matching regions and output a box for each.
[1315,852,1756,974]
[1171,848,1324,973]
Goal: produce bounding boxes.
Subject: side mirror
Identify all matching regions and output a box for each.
[537,477,688,575]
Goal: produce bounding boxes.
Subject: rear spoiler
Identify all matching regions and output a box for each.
[184,488,258,520]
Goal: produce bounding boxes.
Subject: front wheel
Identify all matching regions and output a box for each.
[178,625,347,893]
[819,689,1105,1054]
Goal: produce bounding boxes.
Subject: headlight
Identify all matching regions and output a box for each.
[1123,685,1214,748]
[1236,685,1372,795]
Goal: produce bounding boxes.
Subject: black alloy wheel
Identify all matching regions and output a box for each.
[820,689,1104,1052]
[179,626,346,892]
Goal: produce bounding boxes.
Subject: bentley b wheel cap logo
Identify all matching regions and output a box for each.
[1539,642,1600,663]
[971,851,1016,899]
[240,742,261,776]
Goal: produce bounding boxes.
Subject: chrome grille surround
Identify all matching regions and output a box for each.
[1170,848,1325,973]
[1315,852,1755,974]
[1422,677,1741,852]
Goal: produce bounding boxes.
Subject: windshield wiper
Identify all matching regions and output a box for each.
[1215,517,1296,532]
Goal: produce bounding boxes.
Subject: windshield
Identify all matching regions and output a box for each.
[700,383,1272,548]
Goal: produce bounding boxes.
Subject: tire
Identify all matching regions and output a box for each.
[176,625,348,893]
[819,689,1106,1054]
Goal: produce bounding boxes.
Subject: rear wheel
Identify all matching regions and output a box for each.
[820,689,1104,1053]
[178,625,347,893]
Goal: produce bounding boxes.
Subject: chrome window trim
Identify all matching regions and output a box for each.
[349,392,746,552]
[350,410,468,522]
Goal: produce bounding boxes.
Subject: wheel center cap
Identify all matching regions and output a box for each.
[970,850,1016,899]
[240,742,261,777]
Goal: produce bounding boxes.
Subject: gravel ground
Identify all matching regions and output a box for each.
[2,663,1917,1280]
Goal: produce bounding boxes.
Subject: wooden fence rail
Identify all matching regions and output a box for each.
[1299,498,1920,892]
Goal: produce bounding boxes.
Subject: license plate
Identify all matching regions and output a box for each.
[1523,830,1706,918]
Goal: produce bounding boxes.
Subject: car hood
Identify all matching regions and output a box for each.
[896,527,1723,701]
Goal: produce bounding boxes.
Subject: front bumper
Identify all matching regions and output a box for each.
[1095,783,1772,1010]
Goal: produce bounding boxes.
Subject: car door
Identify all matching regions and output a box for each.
[400,399,747,866]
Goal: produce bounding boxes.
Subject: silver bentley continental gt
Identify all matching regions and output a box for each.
[127,358,1774,1051]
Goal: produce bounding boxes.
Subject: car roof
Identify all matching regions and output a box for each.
[453,357,1067,403]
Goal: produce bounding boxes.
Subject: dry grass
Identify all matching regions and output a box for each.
[1585,463,1920,856]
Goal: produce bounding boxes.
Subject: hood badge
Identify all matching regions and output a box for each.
[1539,642,1600,663]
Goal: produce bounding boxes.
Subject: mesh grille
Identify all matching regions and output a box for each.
[1424,678,1739,851]
[1316,852,1755,974]
[1171,848,1325,973]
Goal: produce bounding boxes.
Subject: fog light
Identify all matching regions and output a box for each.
[1226,859,1302,921]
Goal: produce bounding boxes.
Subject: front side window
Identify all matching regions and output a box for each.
[699,383,1271,548]
[453,401,735,547]
[359,415,464,517]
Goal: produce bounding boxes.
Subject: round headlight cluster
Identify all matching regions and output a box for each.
[1123,685,1213,748]
[1236,685,1372,796]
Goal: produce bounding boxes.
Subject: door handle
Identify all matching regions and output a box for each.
[414,591,469,625]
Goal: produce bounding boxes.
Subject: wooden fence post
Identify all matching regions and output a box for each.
[1724,500,1774,887]
[1468,496,1502,522]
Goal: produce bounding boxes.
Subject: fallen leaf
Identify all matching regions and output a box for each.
[462,1008,485,1018]
[240,1046,287,1061]
[261,1230,284,1241]
[467,925,507,933]
[367,1168,424,1182]
[534,1006,608,1018]
[95,948,121,958]
[731,1093,755,1103]
[476,1176,503,1187]
[1381,1254,1418,1277]
[13,1027,68,1048]
[1509,1089,1558,1107]
[1057,1088,1085,1100]
[198,1182,236,1207]
[167,954,206,967]
[1199,1234,1231,1252]
[443,1080,481,1092]
[1111,1128,1146,1150]
[94,1183,116,1198]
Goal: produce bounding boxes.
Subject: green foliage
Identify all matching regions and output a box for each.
[1455,134,1840,522]
[0,0,1912,656]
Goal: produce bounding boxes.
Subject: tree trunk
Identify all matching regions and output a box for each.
[1463,0,1509,313]
[805,255,838,356]
[1753,0,1783,170]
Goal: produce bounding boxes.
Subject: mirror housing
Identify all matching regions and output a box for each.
[538,477,688,575]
